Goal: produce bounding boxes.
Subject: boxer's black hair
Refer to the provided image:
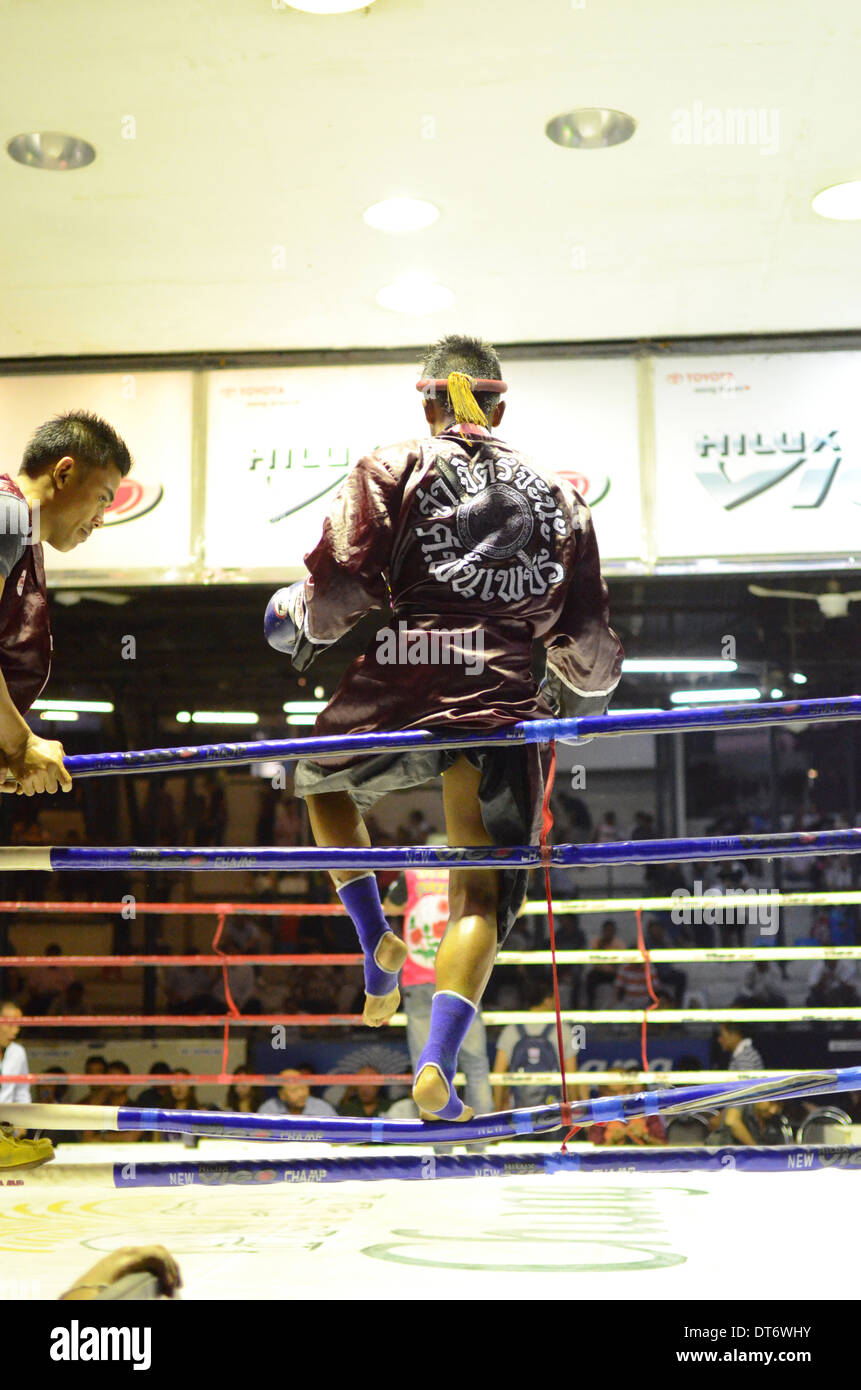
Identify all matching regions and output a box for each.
[420,334,503,418]
[20,410,133,479]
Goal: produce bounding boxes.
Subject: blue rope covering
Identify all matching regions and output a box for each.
[58,695,861,780]
[112,1066,861,1144]
[111,1146,861,1187]
[13,825,861,872]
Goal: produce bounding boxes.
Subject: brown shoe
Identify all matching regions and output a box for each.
[0,1124,54,1170]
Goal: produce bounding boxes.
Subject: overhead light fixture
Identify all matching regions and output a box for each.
[283,701,327,714]
[286,714,318,727]
[669,688,761,705]
[37,710,78,722]
[363,198,439,233]
[313,686,325,700]
[811,181,861,221]
[285,0,375,10]
[376,272,454,314]
[7,131,96,171]
[32,698,114,713]
[545,108,636,150]
[622,659,738,675]
[770,688,784,700]
[176,711,259,725]
[789,672,808,686]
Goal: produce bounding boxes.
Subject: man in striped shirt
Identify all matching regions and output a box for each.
[718,1021,764,1070]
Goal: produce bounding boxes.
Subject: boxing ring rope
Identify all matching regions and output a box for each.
[5,1063,861,1145]
[44,694,861,780]
[3,691,860,1179]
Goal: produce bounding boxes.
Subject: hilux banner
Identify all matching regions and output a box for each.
[204,357,642,576]
[0,371,193,580]
[654,352,861,561]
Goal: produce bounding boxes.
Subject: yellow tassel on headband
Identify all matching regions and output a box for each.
[415,371,508,426]
[446,372,488,427]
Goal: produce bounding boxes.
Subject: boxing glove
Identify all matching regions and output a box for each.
[264,582,331,672]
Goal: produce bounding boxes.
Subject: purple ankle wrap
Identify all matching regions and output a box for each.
[337,875,399,997]
[415,991,477,1120]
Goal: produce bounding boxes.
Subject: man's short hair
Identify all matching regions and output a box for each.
[420,334,503,419]
[20,411,133,479]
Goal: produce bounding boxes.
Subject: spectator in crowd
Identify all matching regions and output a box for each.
[257,1067,338,1119]
[733,961,787,1009]
[584,919,625,1010]
[594,810,619,843]
[160,947,221,1016]
[384,856,493,1117]
[396,807,435,846]
[806,961,860,1008]
[629,811,655,840]
[34,1067,79,1146]
[717,1021,764,1070]
[0,1001,32,1106]
[226,1065,261,1114]
[22,943,73,1015]
[712,1099,788,1146]
[82,1061,144,1144]
[135,1061,173,1109]
[338,1066,390,1118]
[47,979,88,1035]
[644,920,687,1005]
[590,1067,667,1146]
[168,1068,202,1112]
[615,957,654,1010]
[492,981,583,1112]
[82,1054,111,1106]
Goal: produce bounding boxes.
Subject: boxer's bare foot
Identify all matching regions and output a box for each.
[413,1064,474,1123]
[363,984,400,1027]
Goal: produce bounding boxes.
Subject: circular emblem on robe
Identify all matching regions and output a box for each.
[455,483,535,560]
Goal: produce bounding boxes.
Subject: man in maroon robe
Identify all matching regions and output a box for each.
[0,410,132,1168]
[266,336,622,1122]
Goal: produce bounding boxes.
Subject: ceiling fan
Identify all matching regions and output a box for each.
[748,580,861,619]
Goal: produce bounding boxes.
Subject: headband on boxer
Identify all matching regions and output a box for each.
[415,372,508,428]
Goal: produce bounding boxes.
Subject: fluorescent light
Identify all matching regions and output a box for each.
[613,707,663,715]
[376,273,454,314]
[623,659,737,675]
[364,198,439,233]
[812,181,861,221]
[789,672,808,686]
[286,714,318,727]
[283,701,326,714]
[32,698,114,713]
[670,688,761,705]
[770,688,784,699]
[177,711,259,725]
[37,710,78,722]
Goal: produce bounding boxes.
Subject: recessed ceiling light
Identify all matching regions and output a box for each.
[7,131,96,171]
[545,108,636,150]
[363,198,439,233]
[811,181,861,221]
[285,0,375,11]
[376,272,454,314]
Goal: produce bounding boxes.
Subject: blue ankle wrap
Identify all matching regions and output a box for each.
[337,875,399,997]
[415,991,477,1120]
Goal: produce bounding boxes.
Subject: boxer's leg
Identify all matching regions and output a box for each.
[306,790,406,1026]
[413,757,498,1122]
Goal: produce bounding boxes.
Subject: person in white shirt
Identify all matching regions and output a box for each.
[0,1000,53,1168]
[257,1067,338,1119]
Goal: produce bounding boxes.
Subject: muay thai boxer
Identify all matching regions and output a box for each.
[0,410,131,1167]
[265,335,622,1121]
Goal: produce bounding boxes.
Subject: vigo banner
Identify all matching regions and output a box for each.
[654,352,861,560]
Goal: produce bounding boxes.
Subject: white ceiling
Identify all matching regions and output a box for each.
[2,0,860,358]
